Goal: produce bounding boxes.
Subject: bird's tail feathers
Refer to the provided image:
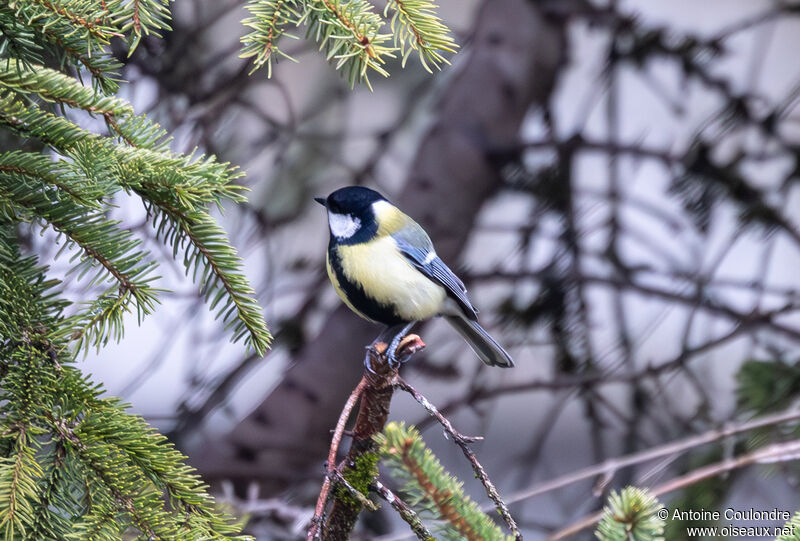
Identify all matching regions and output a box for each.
[444,315,514,368]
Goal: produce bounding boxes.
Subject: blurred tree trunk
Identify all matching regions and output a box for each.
[193,0,566,493]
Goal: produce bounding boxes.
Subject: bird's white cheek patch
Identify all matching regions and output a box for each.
[372,200,392,218]
[329,212,361,239]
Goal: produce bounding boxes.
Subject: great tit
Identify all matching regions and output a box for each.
[315,186,514,368]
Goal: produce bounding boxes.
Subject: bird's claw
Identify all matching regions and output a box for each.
[363,341,402,372]
[364,330,424,373]
[387,353,401,370]
[384,333,405,366]
[363,348,378,374]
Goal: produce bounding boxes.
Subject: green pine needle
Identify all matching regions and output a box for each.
[0,430,43,540]
[384,0,458,72]
[240,0,302,76]
[106,0,172,53]
[302,0,394,89]
[240,0,458,87]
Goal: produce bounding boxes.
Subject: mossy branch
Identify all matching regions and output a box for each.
[308,334,425,541]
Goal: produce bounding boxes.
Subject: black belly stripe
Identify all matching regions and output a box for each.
[328,244,407,326]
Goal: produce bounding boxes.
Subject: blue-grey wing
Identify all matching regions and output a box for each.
[392,227,477,320]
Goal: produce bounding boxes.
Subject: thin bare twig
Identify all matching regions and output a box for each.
[505,407,800,505]
[546,438,800,540]
[307,377,369,540]
[394,376,522,541]
[371,481,435,541]
[417,322,748,433]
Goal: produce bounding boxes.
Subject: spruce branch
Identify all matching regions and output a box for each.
[0,9,45,67]
[66,404,238,526]
[0,90,119,151]
[384,0,458,72]
[106,0,172,52]
[60,292,135,355]
[10,0,113,46]
[42,30,122,94]
[45,399,249,540]
[0,58,132,117]
[240,0,461,87]
[0,87,242,209]
[0,71,168,154]
[0,169,160,327]
[147,208,271,355]
[302,0,394,89]
[28,441,76,540]
[0,150,103,207]
[0,225,67,342]
[0,3,272,538]
[240,0,302,77]
[1,3,123,93]
[0,427,42,540]
[0,83,270,354]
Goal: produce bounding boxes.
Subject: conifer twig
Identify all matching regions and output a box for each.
[394,376,521,541]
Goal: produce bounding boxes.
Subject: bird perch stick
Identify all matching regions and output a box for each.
[308,334,425,541]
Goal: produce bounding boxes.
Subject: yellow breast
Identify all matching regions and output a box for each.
[326,251,375,322]
[335,236,446,321]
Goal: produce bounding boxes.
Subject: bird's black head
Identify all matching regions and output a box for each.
[315,186,387,215]
[315,187,388,243]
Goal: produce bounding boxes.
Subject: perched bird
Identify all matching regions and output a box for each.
[315,186,513,368]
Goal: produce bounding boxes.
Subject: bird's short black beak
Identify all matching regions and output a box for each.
[314,197,327,207]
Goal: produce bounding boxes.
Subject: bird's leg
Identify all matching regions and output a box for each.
[385,322,416,369]
[365,323,416,371]
[365,325,399,373]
